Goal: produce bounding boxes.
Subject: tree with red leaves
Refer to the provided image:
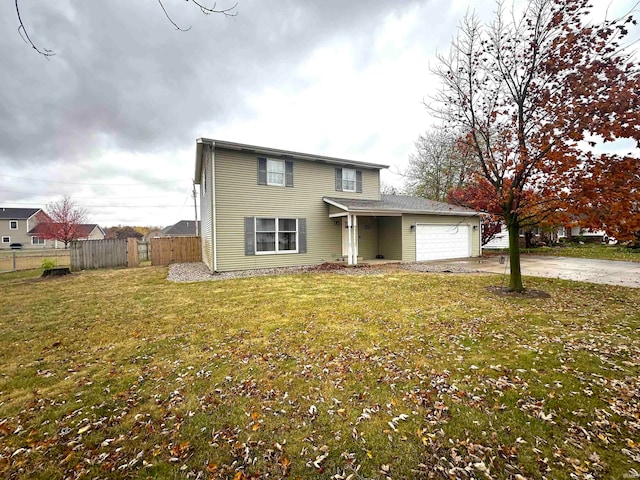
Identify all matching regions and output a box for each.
[39,195,89,248]
[431,0,639,291]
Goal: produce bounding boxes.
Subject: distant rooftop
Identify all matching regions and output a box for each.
[162,220,201,236]
[0,207,41,220]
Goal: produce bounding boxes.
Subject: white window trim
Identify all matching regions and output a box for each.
[32,236,45,245]
[9,220,18,230]
[266,159,286,187]
[255,217,298,255]
[342,168,356,192]
[2,236,10,243]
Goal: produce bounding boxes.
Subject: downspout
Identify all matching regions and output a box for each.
[479,216,483,257]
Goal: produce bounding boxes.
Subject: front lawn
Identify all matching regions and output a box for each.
[1,267,639,479]
[487,243,640,262]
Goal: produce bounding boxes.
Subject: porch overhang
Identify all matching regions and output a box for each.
[323,196,481,217]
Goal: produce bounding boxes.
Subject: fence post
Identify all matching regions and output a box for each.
[12,251,16,272]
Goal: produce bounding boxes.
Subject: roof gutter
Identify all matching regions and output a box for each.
[197,137,389,170]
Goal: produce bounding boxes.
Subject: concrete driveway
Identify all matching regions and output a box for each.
[430,255,640,288]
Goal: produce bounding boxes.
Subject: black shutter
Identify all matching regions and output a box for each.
[298,218,307,254]
[245,217,255,255]
[257,158,267,185]
[335,168,343,191]
[285,161,294,187]
[356,170,362,193]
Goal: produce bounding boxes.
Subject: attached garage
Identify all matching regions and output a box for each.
[416,224,471,261]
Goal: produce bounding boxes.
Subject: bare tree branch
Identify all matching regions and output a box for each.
[15,0,239,57]
[15,0,54,59]
[157,0,192,31]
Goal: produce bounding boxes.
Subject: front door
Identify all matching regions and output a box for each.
[342,218,349,256]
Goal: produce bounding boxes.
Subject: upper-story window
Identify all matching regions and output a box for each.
[335,168,363,193]
[342,168,356,192]
[257,157,293,187]
[267,159,285,186]
[9,220,18,230]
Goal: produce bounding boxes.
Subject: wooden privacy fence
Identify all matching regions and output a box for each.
[151,236,201,266]
[71,238,139,270]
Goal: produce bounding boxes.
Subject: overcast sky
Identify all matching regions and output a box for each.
[0,0,637,227]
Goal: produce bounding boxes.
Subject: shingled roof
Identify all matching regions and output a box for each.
[28,223,103,237]
[323,194,480,216]
[162,220,200,236]
[0,207,42,220]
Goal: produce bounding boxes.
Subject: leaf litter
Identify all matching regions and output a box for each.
[0,267,638,478]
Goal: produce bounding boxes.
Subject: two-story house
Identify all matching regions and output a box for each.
[0,207,49,249]
[194,139,482,273]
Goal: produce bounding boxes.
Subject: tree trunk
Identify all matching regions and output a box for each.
[507,219,524,292]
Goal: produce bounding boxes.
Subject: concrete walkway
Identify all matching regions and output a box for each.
[428,255,640,288]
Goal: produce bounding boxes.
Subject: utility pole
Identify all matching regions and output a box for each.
[192,180,199,236]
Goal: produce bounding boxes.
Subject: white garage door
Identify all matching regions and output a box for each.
[416,224,470,261]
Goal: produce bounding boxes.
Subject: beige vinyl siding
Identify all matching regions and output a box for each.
[86,228,104,240]
[401,214,481,262]
[200,145,214,270]
[377,217,402,260]
[1,218,36,248]
[213,148,381,271]
[357,216,378,259]
[328,205,345,217]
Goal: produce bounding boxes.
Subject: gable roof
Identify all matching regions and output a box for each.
[29,223,104,237]
[323,194,481,217]
[162,220,200,236]
[194,138,389,184]
[0,207,42,220]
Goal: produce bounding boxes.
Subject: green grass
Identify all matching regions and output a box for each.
[487,243,640,262]
[1,266,639,479]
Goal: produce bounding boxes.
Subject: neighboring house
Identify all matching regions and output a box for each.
[74,224,107,241]
[0,207,50,249]
[194,139,482,273]
[28,223,106,247]
[143,228,165,241]
[162,220,200,237]
[483,225,510,249]
[568,226,609,243]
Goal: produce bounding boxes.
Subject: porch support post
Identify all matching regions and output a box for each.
[352,214,358,265]
[347,213,353,265]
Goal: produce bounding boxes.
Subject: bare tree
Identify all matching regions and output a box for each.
[403,130,477,202]
[380,181,403,196]
[430,0,639,292]
[38,195,89,248]
[15,0,238,58]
